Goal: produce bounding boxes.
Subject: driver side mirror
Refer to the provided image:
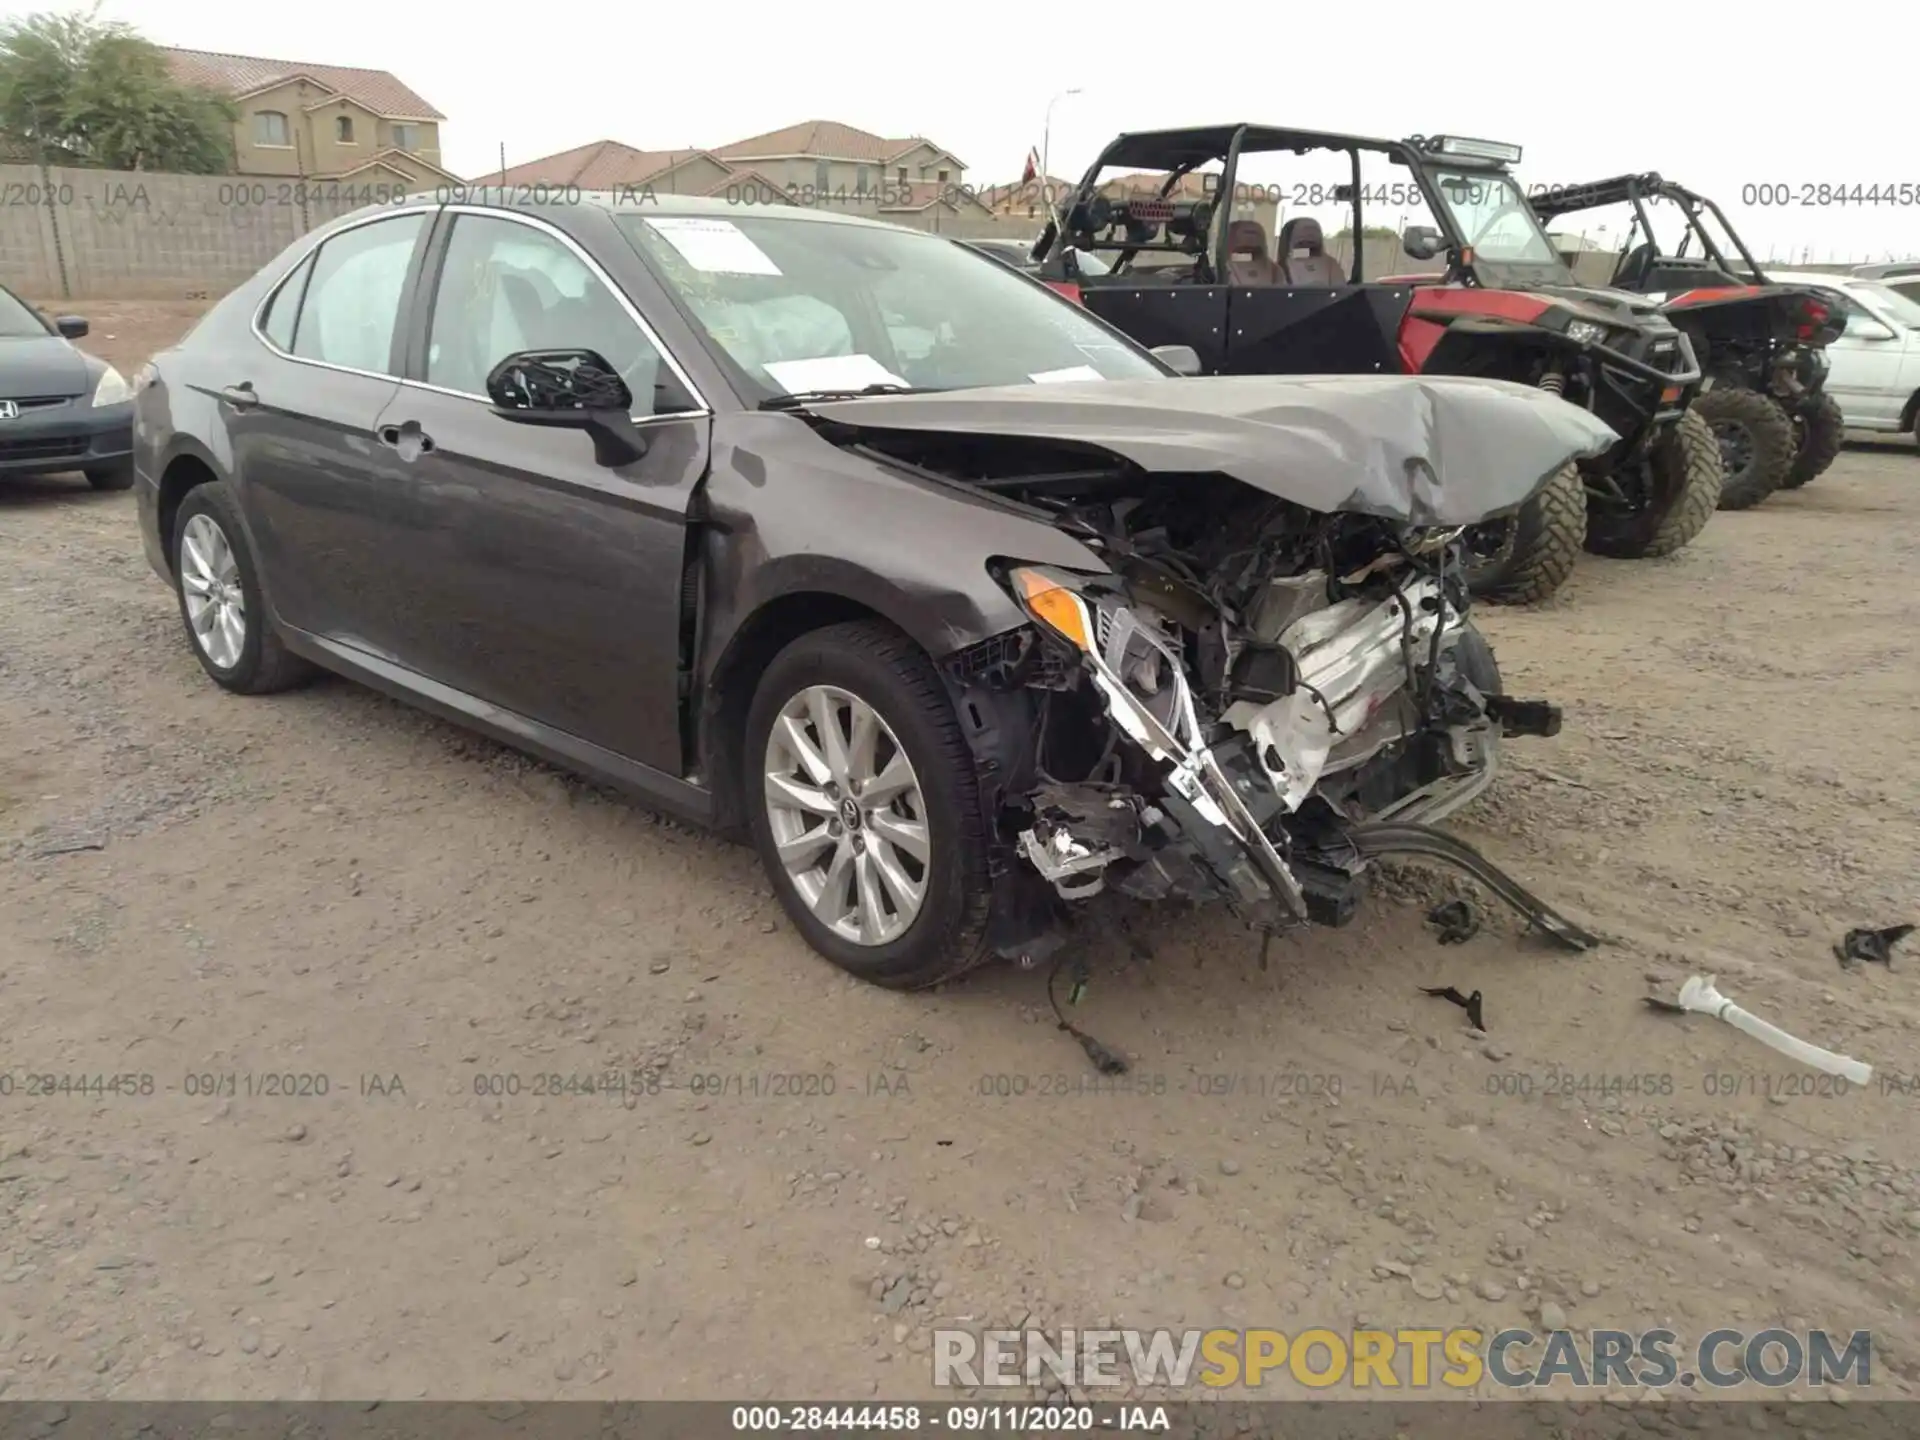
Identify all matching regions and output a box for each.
[1402,225,1444,262]
[1853,319,1897,342]
[1150,344,1202,377]
[54,314,89,338]
[485,348,648,466]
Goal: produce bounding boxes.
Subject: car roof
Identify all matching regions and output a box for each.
[369,190,937,236]
[1768,270,1867,287]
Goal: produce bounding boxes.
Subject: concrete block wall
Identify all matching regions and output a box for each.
[0,163,393,300]
[0,161,1863,301]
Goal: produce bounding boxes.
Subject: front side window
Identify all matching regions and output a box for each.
[1852,281,1920,329]
[253,111,290,146]
[287,213,425,372]
[425,213,689,416]
[620,212,1164,398]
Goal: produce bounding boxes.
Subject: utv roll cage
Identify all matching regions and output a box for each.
[1529,174,1771,290]
[1032,124,1527,288]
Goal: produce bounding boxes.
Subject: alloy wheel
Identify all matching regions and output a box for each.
[762,684,929,946]
[179,513,247,669]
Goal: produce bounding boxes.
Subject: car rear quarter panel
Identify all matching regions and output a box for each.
[133,249,310,580]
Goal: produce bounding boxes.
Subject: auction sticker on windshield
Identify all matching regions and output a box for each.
[763,354,907,393]
[1030,365,1106,384]
[643,217,782,275]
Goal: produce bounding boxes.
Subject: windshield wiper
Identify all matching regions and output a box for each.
[759,383,936,411]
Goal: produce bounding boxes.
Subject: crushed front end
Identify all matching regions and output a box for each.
[939,482,1587,957]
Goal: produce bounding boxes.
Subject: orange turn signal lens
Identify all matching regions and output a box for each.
[1660,385,1683,404]
[1010,568,1094,652]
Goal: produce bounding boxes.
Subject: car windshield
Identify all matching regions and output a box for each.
[618,213,1162,397]
[1854,281,1920,328]
[1430,169,1565,271]
[0,287,51,338]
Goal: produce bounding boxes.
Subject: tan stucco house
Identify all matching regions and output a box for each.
[485,121,998,231]
[484,140,790,204]
[162,47,459,187]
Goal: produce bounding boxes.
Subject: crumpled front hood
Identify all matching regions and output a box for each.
[806,374,1618,527]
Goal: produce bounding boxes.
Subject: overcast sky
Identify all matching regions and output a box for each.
[109,0,1915,262]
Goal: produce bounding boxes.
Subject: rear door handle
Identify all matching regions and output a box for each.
[377,421,435,461]
[219,383,258,409]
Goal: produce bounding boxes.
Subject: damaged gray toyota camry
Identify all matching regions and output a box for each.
[132,194,1611,989]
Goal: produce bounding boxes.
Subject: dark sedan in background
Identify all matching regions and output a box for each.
[131,194,1606,989]
[0,282,135,489]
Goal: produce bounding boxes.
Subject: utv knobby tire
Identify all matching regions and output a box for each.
[1585,408,1721,559]
[1697,386,1794,510]
[1783,391,1845,489]
[1462,461,1585,605]
[745,619,995,992]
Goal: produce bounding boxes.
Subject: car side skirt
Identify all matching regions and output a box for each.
[282,628,716,827]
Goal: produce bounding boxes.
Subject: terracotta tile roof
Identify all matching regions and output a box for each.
[699,167,793,202]
[480,141,717,189]
[323,148,461,184]
[717,120,960,169]
[161,47,444,120]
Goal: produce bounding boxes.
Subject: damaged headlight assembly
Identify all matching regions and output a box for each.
[1000,564,1310,919]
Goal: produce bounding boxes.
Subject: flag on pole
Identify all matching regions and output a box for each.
[1021,147,1041,185]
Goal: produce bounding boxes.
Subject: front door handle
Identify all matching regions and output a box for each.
[219,383,258,409]
[376,421,436,462]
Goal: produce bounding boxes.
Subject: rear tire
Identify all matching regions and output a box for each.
[1697,385,1794,509]
[171,482,313,695]
[1461,461,1585,606]
[1782,391,1844,489]
[1585,407,1721,559]
[745,619,995,991]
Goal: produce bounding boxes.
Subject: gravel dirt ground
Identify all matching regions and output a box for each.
[2,303,1918,1413]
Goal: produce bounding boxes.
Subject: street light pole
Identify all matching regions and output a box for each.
[1041,87,1081,229]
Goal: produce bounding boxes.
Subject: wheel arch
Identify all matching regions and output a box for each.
[155,439,230,576]
[701,586,927,834]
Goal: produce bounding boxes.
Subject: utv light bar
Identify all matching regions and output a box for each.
[1429,135,1522,164]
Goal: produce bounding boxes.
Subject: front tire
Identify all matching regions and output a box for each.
[1462,461,1586,605]
[1697,386,1794,509]
[85,461,134,491]
[1585,408,1722,559]
[1783,391,1844,489]
[745,619,994,990]
[171,482,313,694]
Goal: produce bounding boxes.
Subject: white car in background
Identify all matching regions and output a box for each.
[1769,271,1920,440]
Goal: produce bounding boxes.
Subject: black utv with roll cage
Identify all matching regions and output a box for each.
[1028,125,1722,604]
[1529,174,1847,505]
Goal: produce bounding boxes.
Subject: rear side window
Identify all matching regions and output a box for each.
[259,254,314,351]
[288,213,426,374]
